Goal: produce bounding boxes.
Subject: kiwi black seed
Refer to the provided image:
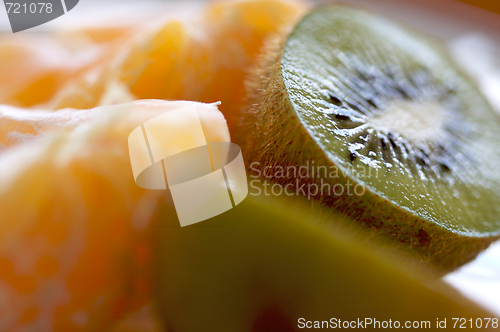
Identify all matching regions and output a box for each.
[237,5,500,272]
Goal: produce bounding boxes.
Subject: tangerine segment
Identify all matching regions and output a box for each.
[0,34,111,108]
[0,105,98,149]
[0,8,144,109]
[50,0,308,130]
[0,100,230,331]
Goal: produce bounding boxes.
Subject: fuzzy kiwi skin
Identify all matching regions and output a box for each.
[235,20,498,274]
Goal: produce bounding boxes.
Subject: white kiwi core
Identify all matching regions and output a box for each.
[370,100,446,142]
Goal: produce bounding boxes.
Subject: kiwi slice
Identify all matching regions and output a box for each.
[238,5,500,272]
[154,193,496,332]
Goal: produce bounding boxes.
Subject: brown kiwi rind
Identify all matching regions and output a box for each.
[236,7,499,273]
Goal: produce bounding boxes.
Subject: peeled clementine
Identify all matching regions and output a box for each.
[49,0,308,131]
[0,34,112,108]
[0,100,229,331]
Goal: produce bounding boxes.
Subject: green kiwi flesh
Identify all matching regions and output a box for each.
[239,5,500,271]
[154,193,496,332]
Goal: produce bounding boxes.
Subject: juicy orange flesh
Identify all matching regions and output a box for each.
[0,0,307,330]
[0,100,229,331]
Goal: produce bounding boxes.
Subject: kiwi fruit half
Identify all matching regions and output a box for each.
[238,5,500,272]
[154,192,496,332]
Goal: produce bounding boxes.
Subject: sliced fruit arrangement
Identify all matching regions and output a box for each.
[238,5,500,272]
[0,0,499,330]
[154,192,497,332]
[0,100,229,331]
